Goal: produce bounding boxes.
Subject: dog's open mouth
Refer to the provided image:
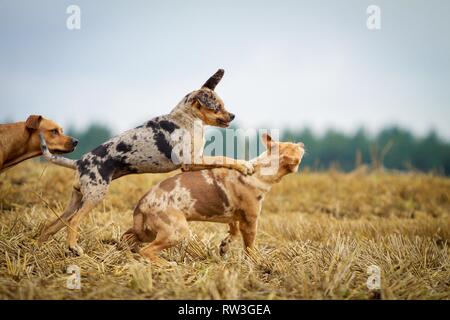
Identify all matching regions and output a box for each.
[216,118,230,127]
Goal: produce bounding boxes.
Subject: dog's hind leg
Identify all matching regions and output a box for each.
[66,199,99,255]
[120,208,157,252]
[62,181,110,255]
[119,228,141,252]
[38,187,83,244]
[139,208,189,266]
[219,221,240,256]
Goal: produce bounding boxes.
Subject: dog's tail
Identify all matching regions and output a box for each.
[39,133,77,170]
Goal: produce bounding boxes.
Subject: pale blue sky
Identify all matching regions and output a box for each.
[0,0,449,138]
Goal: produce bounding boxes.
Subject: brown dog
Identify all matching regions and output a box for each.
[0,115,78,173]
[121,134,304,264]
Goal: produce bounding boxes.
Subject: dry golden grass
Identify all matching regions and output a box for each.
[0,161,449,300]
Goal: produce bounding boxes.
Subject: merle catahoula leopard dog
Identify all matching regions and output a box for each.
[121,134,305,266]
[38,69,254,255]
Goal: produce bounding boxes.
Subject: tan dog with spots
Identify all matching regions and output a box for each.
[121,134,305,264]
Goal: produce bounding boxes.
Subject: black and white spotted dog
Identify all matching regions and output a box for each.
[38,69,254,255]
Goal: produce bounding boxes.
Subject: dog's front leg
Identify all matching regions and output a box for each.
[182,156,254,175]
[239,218,257,253]
[177,127,254,175]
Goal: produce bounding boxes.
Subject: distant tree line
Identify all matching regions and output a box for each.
[282,127,450,175]
[64,123,450,175]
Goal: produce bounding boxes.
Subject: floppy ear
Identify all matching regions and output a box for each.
[25,115,43,130]
[201,69,224,90]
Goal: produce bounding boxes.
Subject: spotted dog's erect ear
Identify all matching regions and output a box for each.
[25,115,43,130]
[201,69,224,90]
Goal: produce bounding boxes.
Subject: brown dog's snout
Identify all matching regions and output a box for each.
[229,113,235,121]
[72,138,79,147]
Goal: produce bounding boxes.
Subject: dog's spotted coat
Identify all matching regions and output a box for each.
[121,134,305,264]
[38,69,254,254]
[74,115,185,201]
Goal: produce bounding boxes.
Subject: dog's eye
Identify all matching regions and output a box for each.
[51,129,59,135]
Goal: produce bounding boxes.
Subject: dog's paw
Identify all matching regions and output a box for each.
[236,161,254,175]
[219,243,229,257]
[67,244,84,256]
[147,256,177,268]
[219,237,233,256]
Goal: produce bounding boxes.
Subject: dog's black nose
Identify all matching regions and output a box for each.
[229,113,235,121]
[72,139,79,147]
